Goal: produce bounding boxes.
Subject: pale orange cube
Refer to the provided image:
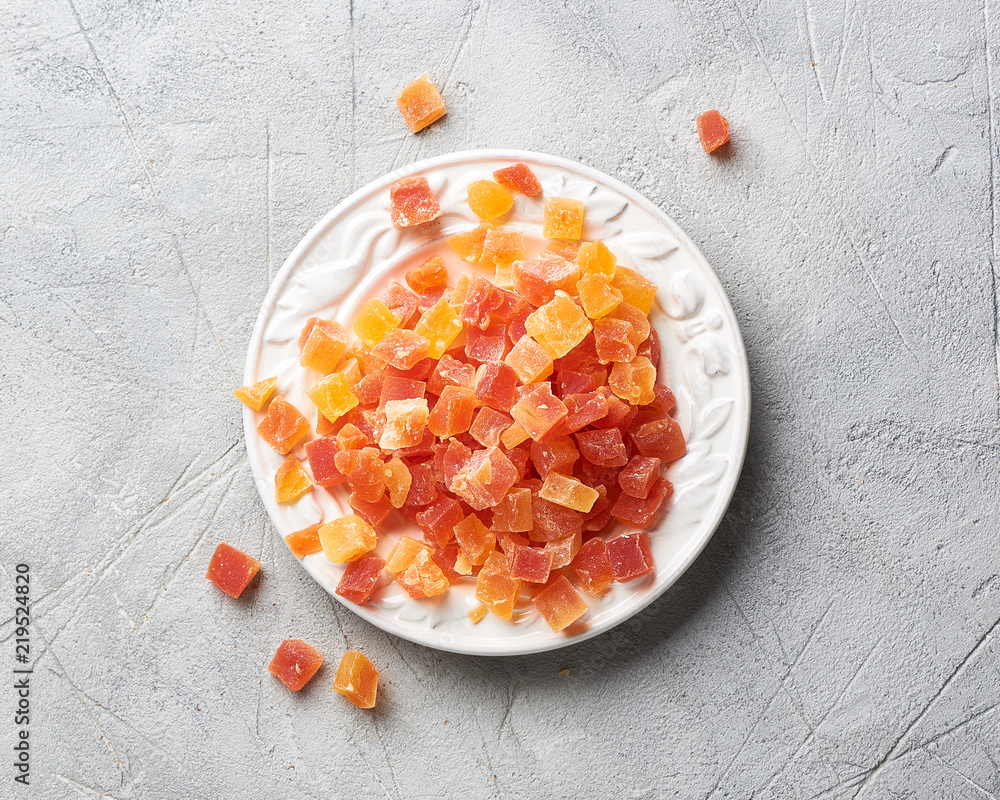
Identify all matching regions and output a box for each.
[609,355,657,406]
[298,317,348,373]
[233,376,277,411]
[413,299,463,359]
[318,514,377,563]
[379,398,429,450]
[274,454,313,503]
[468,603,489,624]
[257,396,310,454]
[504,335,554,384]
[353,298,400,348]
[383,456,412,508]
[531,575,588,632]
[386,537,449,598]
[475,551,521,620]
[284,524,323,558]
[538,472,598,513]
[543,197,585,240]
[576,241,617,279]
[334,650,380,709]
[396,74,447,133]
[480,229,525,271]
[500,420,531,449]
[447,223,491,263]
[306,372,359,423]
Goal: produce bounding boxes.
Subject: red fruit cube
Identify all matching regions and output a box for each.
[576,428,628,468]
[206,542,260,598]
[416,496,464,549]
[556,370,598,397]
[510,545,553,583]
[428,354,476,395]
[390,177,442,228]
[268,639,324,691]
[336,556,385,604]
[442,438,472,489]
[510,382,568,441]
[512,252,580,306]
[492,162,542,197]
[469,406,513,448]
[530,436,579,478]
[572,537,613,595]
[404,461,438,507]
[379,376,426,407]
[612,478,673,529]
[460,276,504,330]
[474,362,518,413]
[544,530,582,569]
[465,321,508,363]
[431,543,467,583]
[304,437,346,487]
[563,391,611,432]
[631,416,686,463]
[606,531,655,582]
[428,385,476,438]
[696,109,730,154]
[618,456,661,499]
[378,280,420,326]
[492,487,533,533]
[354,372,385,406]
[348,491,393,528]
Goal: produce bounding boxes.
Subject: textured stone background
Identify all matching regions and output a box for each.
[1,0,998,797]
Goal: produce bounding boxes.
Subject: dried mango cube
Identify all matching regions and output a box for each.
[576,240,617,280]
[428,354,476,394]
[337,358,363,388]
[474,362,518,412]
[379,398,429,450]
[609,355,656,405]
[512,251,580,306]
[427,385,476,438]
[544,530,582,569]
[469,407,513,448]
[349,491,393,528]
[530,495,583,541]
[353,299,400,349]
[525,292,592,359]
[298,317,348,373]
[480,229,526,272]
[274,454,313,503]
[475,551,521,620]
[539,472,598,513]
[406,255,448,293]
[697,109,730,153]
[492,487,533,533]
[234,376,277,410]
[371,329,431,371]
[383,456,412,507]
[619,456,661,498]
[397,546,450,598]
[319,514,377,563]
[466,322,508,363]
[378,281,420,326]
[529,436,578,478]
[631,416,686,463]
[468,603,488,624]
[336,555,385,604]
[390,176,442,228]
[334,650,380,709]
[593,318,638,364]
[396,73,446,133]
[572,538,613,595]
[606,301,650,343]
[510,545,553,583]
[510,383,568,441]
[285,524,322,558]
[268,640,323,691]
[531,575,588,632]
[414,298,463,359]
[606,531,655,581]
[543,197,585,240]
[611,266,657,315]
[257,396,310,454]
[504,336,553,384]
[467,179,513,222]
[304,437,344,487]
[416,495,464,548]
[563,391,610,432]
[454,514,497,565]
[612,478,673,529]
[206,542,260,598]
[576,428,629,468]
[500,419,531,449]
[307,372,360,423]
[447,223,491,263]
[577,273,623,319]
[450,447,519,511]
[492,162,542,197]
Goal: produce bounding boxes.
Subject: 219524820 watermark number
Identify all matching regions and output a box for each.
[12,564,31,787]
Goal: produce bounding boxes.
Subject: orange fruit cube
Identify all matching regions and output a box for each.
[396,73,446,133]
[447,223,491,263]
[696,109,730,153]
[334,650,380,709]
[504,336,554,384]
[475,551,521,620]
[298,317,348,373]
[274,454,313,503]
[454,514,496,565]
[531,575,588,632]
[611,266,657,315]
[406,255,448,293]
[233,376,277,410]
[318,514,377,563]
[544,531,582,569]
[467,180,513,222]
[500,420,531,449]
[383,456,412,507]
[538,472,598,513]
[389,176,442,228]
[306,372,360,423]
[480,229,525,272]
[380,397,429,450]
[609,355,657,405]
[493,487,533,533]
[353,298,400,348]
[268,639,324,691]
[386,536,449,598]
[284,524,322,558]
[576,273,623,319]
[576,241,617,280]
[468,603,489,624]
[413,298,463,359]
[543,197,585,240]
[206,542,260,598]
[572,537,613,595]
[257,396,310,454]
[524,292,592,359]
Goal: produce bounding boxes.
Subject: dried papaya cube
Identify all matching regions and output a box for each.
[379,376,426,407]
[274,454,313,503]
[539,472,598,513]
[469,406,513,448]
[307,372,360,424]
[611,266,657,315]
[492,162,542,196]
[480,229,526,271]
[606,301,650,343]
[492,287,528,323]
[544,530,582,569]
[507,305,531,344]
[396,73,446,133]
[474,362,518,413]
[545,240,581,261]
[576,428,628,468]
[257,396,310,454]
[576,240,617,280]
[632,416,686,463]
[387,358,435,382]
[450,447,519,511]
[494,261,515,290]
[606,530,655,581]
[371,329,431,371]
[510,545,553,583]
[583,486,613,533]
[465,322,508,363]
[342,447,386,502]
[590,387,634,431]
[233,376,277,410]
[386,536,431,574]
[504,336,553,384]
[336,556,385,604]
[334,650,380,709]
[447,223,491,263]
[510,382,568,441]
[556,370,598,397]
[454,514,497,565]
[612,478,673,529]
[353,298,400,348]
[416,496,464,548]
[298,317,348,373]
[337,358,363,388]
[354,372,385,406]
[418,285,450,313]
[378,397,428,450]
[347,343,388,375]
[206,542,260,598]
[268,640,324,691]
[285,524,322,558]
[525,292,592,359]
[427,385,475,438]
[554,330,602,375]
[442,438,472,488]
[572,538,613,594]
[619,456,661,498]
[459,276,503,330]
[432,543,468,582]
[302,437,342,487]
[378,281,420,327]
[390,176,442,228]
[593,317,638,364]
[414,298,463,359]
[475,551,521,620]
[492,487,533,533]
[500,419,531,449]
[404,461,438,507]
[468,603,489,624]
[532,574,588,631]
[639,327,661,370]
[609,355,656,406]
[319,514,377,563]
[543,197,585,240]
[406,255,448,293]
[577,273,623,319]
[530,435,579,478]
[696,109,730,153]
[399,547,450,598]
[383,456,412,508]
[512,251,581,306]
[428,354,476,395]
[467,179,513,222]
[529,495,583,541]
[349,490,392,527]
[563,391,610,432]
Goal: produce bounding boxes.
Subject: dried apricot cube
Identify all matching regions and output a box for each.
[475,362,518,412]
[609,355,656,406]
[492,162,542,197]
[697,109,730,153]
[532,574,588,631]
[454,514,497,565]
[611,266,657,315]
[469,406,513,448]
[298,317,348,373]
[396,73,446,133]
[504,336,553,384]
[577,274,623,319]
[414,298,463,359]
[510,383,568,441]
[576,240,616,280]
[234,376,277,410]
[572,538,613,595]
[513,251,580,306]
[480,229,525,271]
[543,197,585,240]
[492,487,532,533]
[307,372,360,423]
[319,514,377,563]
[285,524,322,558]
[336,556,385,604]
[406,255,447,293]
[268,640,323,691]
[632,416,686,463]
[334,650,379,709]
[467,179,513,222]
[337,358,363,388]
[257,396,310,454]
[274,454,313,503]
[447,223,491,263]
[619,456,661,498]
[612,478,673,529]
[576,428,628,468]
[206,542,260,598]
[475,551,521,620]
[380,398,429,450]
[607,531,655,581]
[525,292,592,359]
[539,472,598,513]
[386,536,431,573]
[390,176,442,228]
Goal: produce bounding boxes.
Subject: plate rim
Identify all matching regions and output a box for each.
[243,148,751,656]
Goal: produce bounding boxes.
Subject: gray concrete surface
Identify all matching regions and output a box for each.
[1,0,998,797]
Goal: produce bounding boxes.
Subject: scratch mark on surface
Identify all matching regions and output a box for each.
[928,751,998,798]
[930,145,957,176]
[265,121,273,286]
[57,774,127,800]
[986,0,1000,423]
[803,0,829,101]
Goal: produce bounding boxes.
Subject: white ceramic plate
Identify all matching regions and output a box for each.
[243,149,750,656]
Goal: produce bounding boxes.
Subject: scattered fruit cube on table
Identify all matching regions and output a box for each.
[233,376,277,410]
[206,542,260,598]
[334,650,380,709]
[396,73,446,133]
[390,176,442,227]
[268,640,324,691]
[696,109,730,153]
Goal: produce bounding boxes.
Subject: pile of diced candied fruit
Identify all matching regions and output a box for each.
[235,161,686,634]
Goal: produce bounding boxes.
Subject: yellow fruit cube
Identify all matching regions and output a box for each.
[298,318,348,373]
[306,372,359,423]
[414,298,463,359]
[233,376,277,411]
[543,197,585,240]
[467,180,513,222]
[576,241,617,279]
[576,273,623,319]
[274,454,313,503]
[611,266,658,315]
[319,515,377,563]
[524,291,593,359]
[353,299,400,348]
